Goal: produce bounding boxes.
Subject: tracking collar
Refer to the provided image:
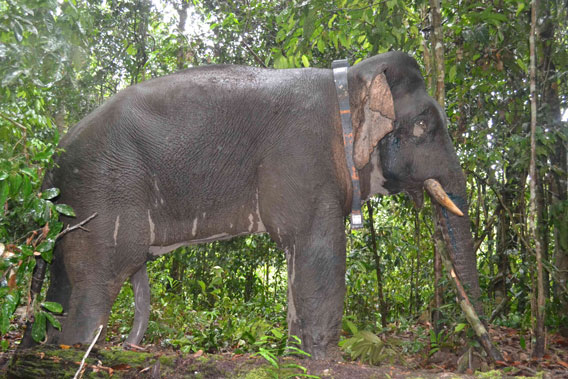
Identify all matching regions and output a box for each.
[332,59,363,229]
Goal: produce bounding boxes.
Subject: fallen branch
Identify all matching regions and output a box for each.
[56,213,98,240]
[435,235,504,363]
[73,324,103,379]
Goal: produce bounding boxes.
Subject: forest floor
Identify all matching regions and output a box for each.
[1,321,567,378]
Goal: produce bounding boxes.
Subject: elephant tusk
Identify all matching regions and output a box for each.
[424,179,464,217]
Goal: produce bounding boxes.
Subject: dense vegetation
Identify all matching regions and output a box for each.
[0,0,566,365]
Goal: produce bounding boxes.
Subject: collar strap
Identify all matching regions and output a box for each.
[332,59,363,229]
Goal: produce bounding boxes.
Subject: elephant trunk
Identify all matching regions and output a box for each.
[427,174,483,315]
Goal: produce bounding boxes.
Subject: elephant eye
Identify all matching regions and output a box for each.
[413,120,427,137]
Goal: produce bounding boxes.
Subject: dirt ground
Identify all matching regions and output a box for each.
[1,324,567,378]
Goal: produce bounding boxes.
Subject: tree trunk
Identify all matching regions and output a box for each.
[537,0,568,337]
[170,0,190,292]
[176,0,190,70]
[414,209,421,316]
[429,0,445,107]
[494,201,510,306]
[433,239,443,334]
[366,200,388,328]
[528,0,546,358]
[130,0,151,84]
[429,0,447,335]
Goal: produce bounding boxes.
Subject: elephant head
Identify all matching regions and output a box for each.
[350,52,482,307]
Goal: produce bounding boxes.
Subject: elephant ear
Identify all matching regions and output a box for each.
[352,66,395,169]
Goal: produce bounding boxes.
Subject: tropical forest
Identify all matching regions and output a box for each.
[0,0,567,377]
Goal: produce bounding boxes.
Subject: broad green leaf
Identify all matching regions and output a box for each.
[344,319,358,335]
[55,204,75,217]
[328,14,337,28]
[360,330,381,344]
[289,335,301,345]
[33,150,55,161]
[42,188,60,200]
[301,55,309,67]
[270,328,283,339]
[20,167,37,178]
[31,312,47,342]
[36,239,54,253]
[44,312,61,330]
[9,174,22,193]
[516,2,525,16]
[316,38,325,54]
[20,245,33,257]
[455,323,467,332]
[285,346,311,357]
[42,301,63,314]
[274,55,289,69]
[338,33,349,49]
[1,293,19,334]
[47,221,64,238]
[448,65,457,82]
[0,309,10,335]
[20,177,33,197]
[516,58,528,73]
[126,44,137,56]
[197,280,206,293]
[4,293,19,315]
[0,182,9,207]
[257,348,278,368]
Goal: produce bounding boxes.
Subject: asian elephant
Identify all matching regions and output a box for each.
[26,51,481,359]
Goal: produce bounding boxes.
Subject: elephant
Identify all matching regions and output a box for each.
[24,51,481,359]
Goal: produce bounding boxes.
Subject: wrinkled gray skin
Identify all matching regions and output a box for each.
[34,52,480,359]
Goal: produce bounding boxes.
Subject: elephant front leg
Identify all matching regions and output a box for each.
[285,208,346,360]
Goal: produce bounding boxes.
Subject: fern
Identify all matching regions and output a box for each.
[339,330,401,366]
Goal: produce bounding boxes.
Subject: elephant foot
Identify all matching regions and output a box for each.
[305,342,343,361]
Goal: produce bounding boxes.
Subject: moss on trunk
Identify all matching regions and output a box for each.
[8,345,175,378]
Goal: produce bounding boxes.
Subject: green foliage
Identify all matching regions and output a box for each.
[253,333,317,379]
[0,0,84,345]
[1,0,567,357]
[0,104,69,343]
[109,253,288,353]
[340,330,401,366]
[0,99,67,345]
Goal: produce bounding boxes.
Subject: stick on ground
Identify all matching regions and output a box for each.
[74,324,103,379]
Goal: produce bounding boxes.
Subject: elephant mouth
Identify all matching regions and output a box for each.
[424,179,464,216]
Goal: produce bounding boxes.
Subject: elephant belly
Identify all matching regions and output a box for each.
[144,188,266,257]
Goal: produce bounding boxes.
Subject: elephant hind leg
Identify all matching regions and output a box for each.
[57,283,122,345]
[124,264,150,346]
[49,217,149,346]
